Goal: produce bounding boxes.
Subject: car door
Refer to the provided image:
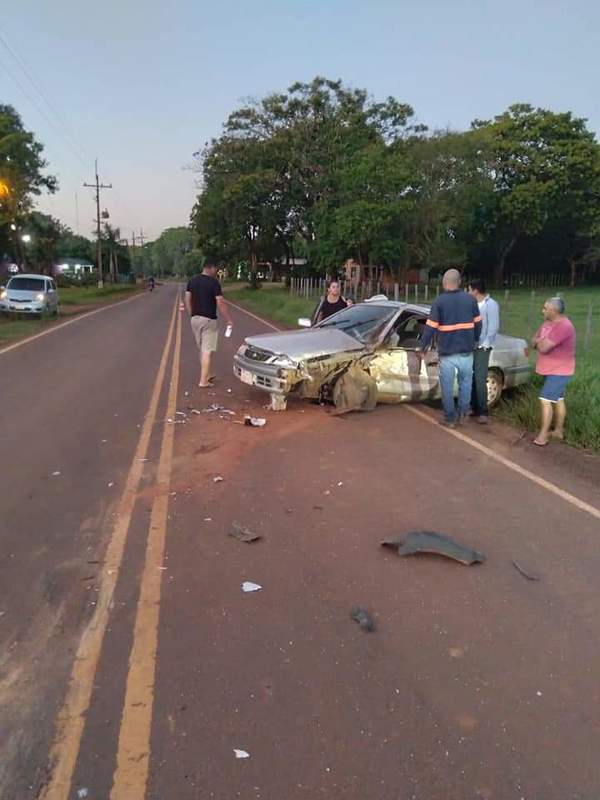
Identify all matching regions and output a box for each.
[48,279,58,311]
[367,311,441,402]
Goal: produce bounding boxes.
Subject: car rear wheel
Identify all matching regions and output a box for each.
[486,368,504,408]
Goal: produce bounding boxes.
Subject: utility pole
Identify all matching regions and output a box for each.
[84,160,112,288]
[137,229,147,276]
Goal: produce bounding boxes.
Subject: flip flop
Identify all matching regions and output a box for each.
[533,439,548,447]
[198,383,211,389]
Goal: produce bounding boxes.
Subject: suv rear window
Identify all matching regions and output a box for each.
[8,277,45,291]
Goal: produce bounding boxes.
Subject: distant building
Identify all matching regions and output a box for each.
[53,258,96,277]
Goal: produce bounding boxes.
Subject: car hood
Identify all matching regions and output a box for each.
[244,328,365,360]
[7,289,43,300]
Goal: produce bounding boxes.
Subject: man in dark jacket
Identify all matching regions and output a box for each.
[419,269,482,427]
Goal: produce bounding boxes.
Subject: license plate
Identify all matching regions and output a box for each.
[239,369,254,386]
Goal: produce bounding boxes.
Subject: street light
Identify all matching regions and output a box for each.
[21,234,31,243]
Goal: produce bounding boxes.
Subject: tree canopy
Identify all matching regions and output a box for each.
[191,79,600,285]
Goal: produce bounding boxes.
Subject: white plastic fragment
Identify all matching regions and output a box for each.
[213,476,224,483]
[77,790,89,799]
[176,411,187,417]
[234,749,250,759]
[190,409,201,415]
[108,482,114,488]
[242,582,262,593]
[244,416,267,427]
[337,481,343,487]
[52,471,61,476]
[204,517,212,522]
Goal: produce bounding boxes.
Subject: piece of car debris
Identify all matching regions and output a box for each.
[176,411,187,417]
[351,606,376,632]
[52,471,61,476]
[229,522,261,543]
[242,581,262,593]
[203,403,236,415]
[381,531,485,565]
[234,749,250,759]
[244,416,266,427]
[512,560,541,581]
[213,476,224,483]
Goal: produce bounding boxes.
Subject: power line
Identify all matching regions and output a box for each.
[0,29,89,167]
[0,52,88,169]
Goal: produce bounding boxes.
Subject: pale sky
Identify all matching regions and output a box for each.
[2,0,599,242]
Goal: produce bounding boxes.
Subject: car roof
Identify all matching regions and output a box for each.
[361,298,431,314]
[9,273,49,280]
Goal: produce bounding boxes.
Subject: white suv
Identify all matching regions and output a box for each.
[0,274,60,317]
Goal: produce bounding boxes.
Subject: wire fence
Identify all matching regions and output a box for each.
[288,277,599,354]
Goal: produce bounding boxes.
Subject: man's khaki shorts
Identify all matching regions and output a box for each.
[191,316,218,354]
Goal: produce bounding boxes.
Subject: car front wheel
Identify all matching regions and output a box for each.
[486,368,504,408]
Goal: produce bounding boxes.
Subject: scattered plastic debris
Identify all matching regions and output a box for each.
[176,411,187,417]
[101,439,107,443]
[76,790,89,799]
[137,458,149,462]
[213,476,224,483]
[242,581,262,593]
[108,482,114,488]
[227,389,233,394]
[184,391,190,397]
[234,749,250,759]
[337,481,344,487]
[203,404,236,415]
[190,409,201,415]
[204,517,212,522]
[512,560,541,581]
[382,531,485,565]
[229,522,261,543]
[52,471,61,476]
[351,607,376,632]
[536,691,543,697]
[244,416,266,427]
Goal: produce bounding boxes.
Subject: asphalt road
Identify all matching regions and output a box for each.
[1,283,600,800]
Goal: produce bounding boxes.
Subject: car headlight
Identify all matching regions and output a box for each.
[274,355,298,369]
[36,293,45,302]
[0,290,6,300]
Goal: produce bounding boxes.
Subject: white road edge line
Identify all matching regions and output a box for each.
[0,290,145,356]
[405,405,600,521]
[229,297,600,522]
[225,298,282,331]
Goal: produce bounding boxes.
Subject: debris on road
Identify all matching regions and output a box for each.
[244,416,267,427]
[382,531,485,565]
[234,749,250,759]
[108,482,114,488]
[512,560,541,581]
[176,411,187,417]
[76,789,89,799]
[204,517,212,522]
[242,581,262,593]
[203,404,236,415]
[351,606,376,632]
[213,475,224,483]
[229,522,261,543]
[190,409,201,415]
[137,458,149,462]
[52,471,61,476]
[337,481,343,487]
[313,505,323,511]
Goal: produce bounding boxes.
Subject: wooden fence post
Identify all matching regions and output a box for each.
[584,300,594,351]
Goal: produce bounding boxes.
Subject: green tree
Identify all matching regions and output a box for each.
[151,226,195,275]
[470,104,600,284]
[0,105,57,266]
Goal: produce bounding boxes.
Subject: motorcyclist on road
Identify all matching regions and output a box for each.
[147,276,155,291]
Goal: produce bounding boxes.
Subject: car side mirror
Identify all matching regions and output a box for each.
[298,318,311,328]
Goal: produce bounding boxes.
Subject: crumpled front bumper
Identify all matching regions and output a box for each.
[233,352,297,395]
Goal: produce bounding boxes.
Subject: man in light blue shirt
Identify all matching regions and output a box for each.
[468,279,500,423]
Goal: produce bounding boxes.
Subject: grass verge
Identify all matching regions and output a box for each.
[226,283,600,452]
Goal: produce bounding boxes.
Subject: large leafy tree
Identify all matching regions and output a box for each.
[151,226,195,275]
[0,105,57,266]
[470,104,600,284]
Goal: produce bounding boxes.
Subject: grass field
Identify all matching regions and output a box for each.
[0,284,140,347]
[226,284,600,451]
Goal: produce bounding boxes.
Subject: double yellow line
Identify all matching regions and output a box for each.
[41,292,183,800]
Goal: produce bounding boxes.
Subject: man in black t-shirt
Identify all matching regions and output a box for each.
[314,279,353,323]
[185,261,234,387]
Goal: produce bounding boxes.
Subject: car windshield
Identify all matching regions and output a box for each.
[317,303,397,343]
[8,278,45,292]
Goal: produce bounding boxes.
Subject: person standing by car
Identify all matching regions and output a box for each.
[185,260,234,388]
[419,268,482,428]
[532,297,576,446]
[314,279,353,323]
[468,279,500,424]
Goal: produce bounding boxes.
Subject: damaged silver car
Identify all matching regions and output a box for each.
[233,298,531,412]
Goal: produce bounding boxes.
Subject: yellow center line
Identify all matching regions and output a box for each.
[110,296,182,798]
[39,293,179,800]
